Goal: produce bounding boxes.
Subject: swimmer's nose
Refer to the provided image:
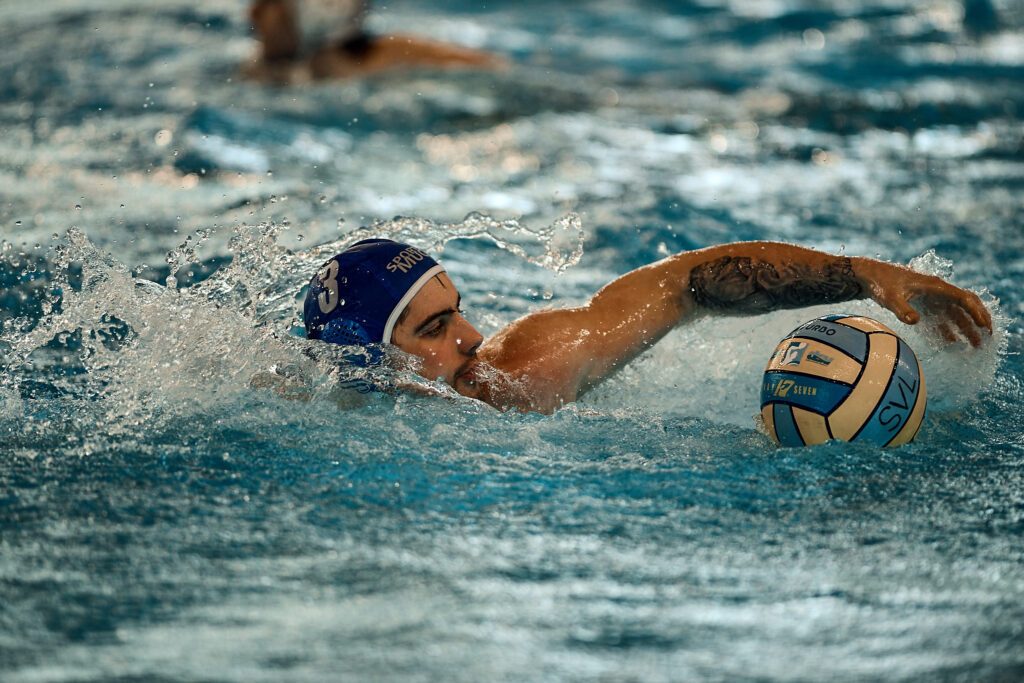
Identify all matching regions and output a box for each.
[464,337,482,357]
[455,316,483,355]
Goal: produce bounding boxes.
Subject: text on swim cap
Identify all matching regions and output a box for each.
[318,260,340,314]
[386,246,429,274]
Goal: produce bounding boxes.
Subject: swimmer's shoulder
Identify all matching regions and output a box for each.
[368,33,507,69]
[478,311,587,412]
[244,36,504,82]
[309,34,506,79]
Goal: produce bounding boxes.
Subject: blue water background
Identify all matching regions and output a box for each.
[1,0,1023,681]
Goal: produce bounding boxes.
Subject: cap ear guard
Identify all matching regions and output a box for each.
[320,318,384,367]
[320,317,373,346]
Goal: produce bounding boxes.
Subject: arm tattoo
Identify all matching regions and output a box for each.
[688,256,864,314]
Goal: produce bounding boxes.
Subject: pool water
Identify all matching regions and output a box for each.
[2,1,1023,680]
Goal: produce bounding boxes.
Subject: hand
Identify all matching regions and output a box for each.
[855,258,993,347]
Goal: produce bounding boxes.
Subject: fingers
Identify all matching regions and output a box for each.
[876,273,993,346]
[883,291,921,325]
[949,304,984,348]
[937,284,993,345]
[935,321,959,344]
[965,292,994,334]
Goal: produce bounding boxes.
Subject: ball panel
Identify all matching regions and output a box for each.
[762,371,853,414]
[787,318,868,363]
[772,403,804,447]
[765,337,862,383]
[856,338,926,446]
[761,405,778,444]
[888,359,927,446]
[828,332,898,440]
[792,406,831,445]
[830,315,897,335]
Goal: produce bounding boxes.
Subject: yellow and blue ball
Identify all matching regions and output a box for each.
[761,315,926,447]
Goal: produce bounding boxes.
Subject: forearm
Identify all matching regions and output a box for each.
[679,242,868,315]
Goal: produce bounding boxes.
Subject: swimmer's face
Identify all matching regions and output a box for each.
[392,273,484,397]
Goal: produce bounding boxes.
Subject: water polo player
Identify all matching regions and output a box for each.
[247,0,502,82]
[303,239,992,413]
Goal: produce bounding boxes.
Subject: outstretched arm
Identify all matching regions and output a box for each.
[480,242,992,412]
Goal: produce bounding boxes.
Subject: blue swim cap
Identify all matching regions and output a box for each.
[303,239,445,347]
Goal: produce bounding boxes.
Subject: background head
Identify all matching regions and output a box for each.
[250,0,368,59]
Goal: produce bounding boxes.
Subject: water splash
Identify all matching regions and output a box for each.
[0,212,584,440]
[164,227,213,291]
[179,212,584,327]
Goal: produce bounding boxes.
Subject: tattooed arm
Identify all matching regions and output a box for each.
[687,253,863,313]
[480,241,992,412]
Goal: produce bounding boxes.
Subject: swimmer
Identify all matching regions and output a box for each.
[246,0,503,83]
[302,239,993,413]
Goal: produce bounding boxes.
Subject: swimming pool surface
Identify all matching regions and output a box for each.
[2,1,1023,680]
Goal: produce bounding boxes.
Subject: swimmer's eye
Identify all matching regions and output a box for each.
[421,317,447,337]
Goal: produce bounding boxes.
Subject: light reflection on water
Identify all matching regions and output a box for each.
[1,0,1023,681]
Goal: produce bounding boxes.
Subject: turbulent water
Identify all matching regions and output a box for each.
[2,1,1023,681]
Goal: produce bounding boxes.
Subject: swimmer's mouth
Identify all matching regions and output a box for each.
[454,359,479,385]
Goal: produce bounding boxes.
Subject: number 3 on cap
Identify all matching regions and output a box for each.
[318,260,340,314]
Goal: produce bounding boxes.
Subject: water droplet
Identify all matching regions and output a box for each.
[74,204,82,210]
[319,195,327,203]
[296,234,304,241]
[339,299,346,306]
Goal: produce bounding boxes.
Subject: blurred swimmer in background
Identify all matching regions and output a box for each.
[246,0,504,82]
